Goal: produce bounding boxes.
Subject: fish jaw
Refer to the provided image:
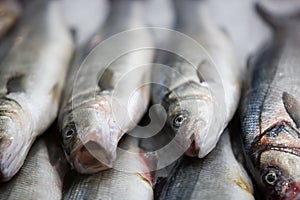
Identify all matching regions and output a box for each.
[69,127,120,174]
[167,98,214,158]
[251,147,300,199]
[284,182,300,200]
[0,115,33,181]
[0,98,34,181]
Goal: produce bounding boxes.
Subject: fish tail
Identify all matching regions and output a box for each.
[256,2,300,30]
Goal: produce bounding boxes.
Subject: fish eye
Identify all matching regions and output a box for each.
[64,122,77,139]
[172,112,188,129]
[265,171,277,185]
[66,129,75,138]
[262,168,281,186]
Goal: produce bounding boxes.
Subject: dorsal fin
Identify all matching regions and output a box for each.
[282,92,300,128]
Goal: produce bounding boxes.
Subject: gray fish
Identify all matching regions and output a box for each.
[63,169,153,200]
[241,2,300,199]
[59,0,154,173]
[155,130,254,200]
[63,136,154,200]
[0,129,69,200]
[0,0,21,40]
[0,0,73,181]
[152,0,241,158]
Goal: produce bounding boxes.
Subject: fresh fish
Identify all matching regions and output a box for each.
[155,130,254,200]
[241,2,300,199]
[0,0,73,181]
[59,0,154,173]
[0,128,69,200]
[63,136,154,200]
[152,0,241,158]
[59,1,153,173]
[0,0,21,40]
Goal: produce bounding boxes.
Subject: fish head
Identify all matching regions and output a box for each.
[250,122,300,199]
[256,151,300,200]
[166,98,213,156]
[0,98,32,181]
[61,102,120,173]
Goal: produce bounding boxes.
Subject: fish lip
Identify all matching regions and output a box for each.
[280,181,300,200]
[69,130,117,173]
[0,135,33,181]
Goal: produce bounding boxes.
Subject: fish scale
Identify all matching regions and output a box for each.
[156,130,254,200]
[241,2,300,199]
[0,133,68,200]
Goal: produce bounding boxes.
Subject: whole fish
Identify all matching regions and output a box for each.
[0,0,73,181]
[0,129,69,200]
[241,2,300,199]
[59,0,154,173]
[63,136,154,200]
[152,0,241,158]
[155,130,254,200]
[0,0,21,40]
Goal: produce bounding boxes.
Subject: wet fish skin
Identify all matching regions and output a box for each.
[63,170,153,200]
[0,0,73,181]
[152,0,241,158]
[241,3,300,199]
[155,130,254,200]
[59,0,153,173]
[0,130,69,200]
[0,0,21,40]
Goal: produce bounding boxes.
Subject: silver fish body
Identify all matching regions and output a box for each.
[0,0,73,181]
[152,0,241,158]
[241,2,300,199]
[63,170,153,200]
[155,130,254,200]
[0,131,69,200]
[59,0,154,173]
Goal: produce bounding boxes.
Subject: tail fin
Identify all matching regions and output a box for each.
[256,1,300,30]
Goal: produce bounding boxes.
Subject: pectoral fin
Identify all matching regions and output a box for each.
[282,92,300,128]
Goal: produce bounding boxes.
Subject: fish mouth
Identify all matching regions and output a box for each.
[70,132,118,174]
[0,135,33,182]
[276,181,300,200]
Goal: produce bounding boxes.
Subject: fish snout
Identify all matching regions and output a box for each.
[70,130,118,173]
[284,182,300,200]
[185,119,209,157]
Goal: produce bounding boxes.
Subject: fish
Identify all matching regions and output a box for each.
[0,0,21,40]
[155,130,254,200]
[59,0,154,173]
[0,127,69,200]
[63,135,154,200]
[240,2,300,199]
[151,0,241,158]
[63,168,153,200]
[0,0,73,181]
